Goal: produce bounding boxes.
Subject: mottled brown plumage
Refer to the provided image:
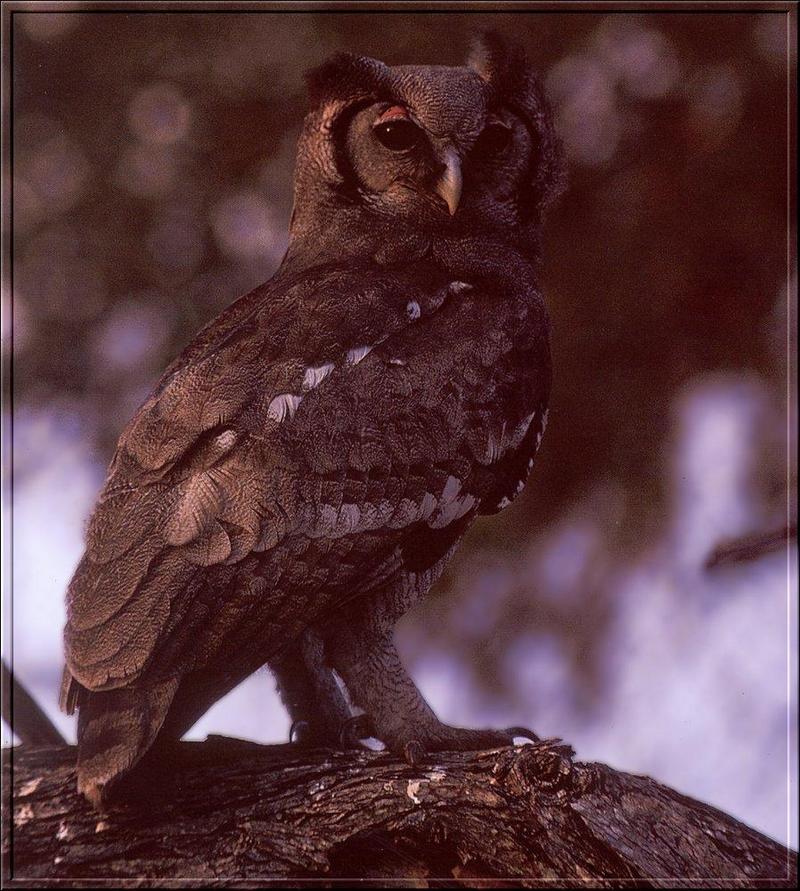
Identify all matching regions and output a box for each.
[61,33,564,807]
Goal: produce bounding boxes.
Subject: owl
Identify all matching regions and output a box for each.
[60,33,564,807]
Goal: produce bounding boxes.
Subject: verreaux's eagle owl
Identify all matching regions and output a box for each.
[61,34,564,807]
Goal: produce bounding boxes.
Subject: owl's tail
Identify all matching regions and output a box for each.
[61,669,180,809]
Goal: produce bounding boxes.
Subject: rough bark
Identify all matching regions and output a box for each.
[2,737,796,888]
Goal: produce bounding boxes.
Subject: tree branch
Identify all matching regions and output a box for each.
[3,736,796,887]
[706,522,797,569]
[1,661,65,748]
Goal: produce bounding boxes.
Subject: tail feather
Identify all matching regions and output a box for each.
[75,676,180,808]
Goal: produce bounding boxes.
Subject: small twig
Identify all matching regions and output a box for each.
[706,522,797,569]
[1,659,66,746]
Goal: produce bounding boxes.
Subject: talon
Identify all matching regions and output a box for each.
[289,720,310,744]
[505,726,541,744]
[339,713,376,747]
[403,740,425,766]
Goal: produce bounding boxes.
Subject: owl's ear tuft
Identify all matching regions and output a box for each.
[470,31,566,253]
[305,53,386,108]
[467,31,528,93]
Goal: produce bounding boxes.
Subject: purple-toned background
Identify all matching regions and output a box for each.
[4,7,797,847]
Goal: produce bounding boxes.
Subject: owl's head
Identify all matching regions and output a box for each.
[286,34,564,269]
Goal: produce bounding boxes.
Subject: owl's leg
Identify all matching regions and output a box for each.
[269,628,373,748]
[327,628,533,764]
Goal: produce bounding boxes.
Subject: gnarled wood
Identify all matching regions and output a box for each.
[3,737,796,887]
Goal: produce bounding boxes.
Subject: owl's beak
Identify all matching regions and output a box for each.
[434,147,462,216]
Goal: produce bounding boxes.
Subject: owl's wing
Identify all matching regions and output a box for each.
[63,262,467,696]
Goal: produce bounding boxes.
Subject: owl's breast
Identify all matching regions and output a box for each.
[279,272,551,526]
[376,281,549,462]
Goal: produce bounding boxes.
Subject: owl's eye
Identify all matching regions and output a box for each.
[373,118,423,152]
[472,121,513,159]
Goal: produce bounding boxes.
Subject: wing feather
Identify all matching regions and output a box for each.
[64,263,468,696]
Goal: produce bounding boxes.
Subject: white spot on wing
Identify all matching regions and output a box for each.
[517,412,536,438]
[302,363,334,391]
[406,300,421,320]
[536,408,549,448]
[215,429,237,449]
[347,344,373,365]
[448,281,472,295]
[429,493,476,528]
[268,393,303,422]
[441,475,461,503]
[387,497,422,528]
[389,357,406,366]
[498,496,512,510]
[420,492,438,519]
[336,503,361,534]
[487,422,507,463]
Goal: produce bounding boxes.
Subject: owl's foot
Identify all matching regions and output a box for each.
[391,724,540,766]
[339,713,377,747]
[328,630,542,764]
[289,713,376,750]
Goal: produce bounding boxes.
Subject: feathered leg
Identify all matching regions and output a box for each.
[327,627,535,764]
[269,628,373,747]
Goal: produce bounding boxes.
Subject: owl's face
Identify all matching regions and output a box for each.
[287,34,563,266]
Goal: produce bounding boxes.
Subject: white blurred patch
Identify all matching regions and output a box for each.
[92,300,169,373]
[672,376,767,570]
[17,224,108,322]
[752,14,789,69]
[7,406,106,744]
[115,144,180,199]
[546,18,684,167]
[128,82,192,146]
[146,216,205,272]
[592,17,681,100]
[184,667,288,744]
[7,292,29,355]
[27,134,89,215]
[687,64,745,146]
[596,548,796,849]
[503,633,575,740]
[211,191,283,262]
[539,522,599,598]
[19,13,79,43]
[546,54,621,166]
[12,177,44,236]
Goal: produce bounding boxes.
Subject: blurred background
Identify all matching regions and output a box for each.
[3,5,796,847]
